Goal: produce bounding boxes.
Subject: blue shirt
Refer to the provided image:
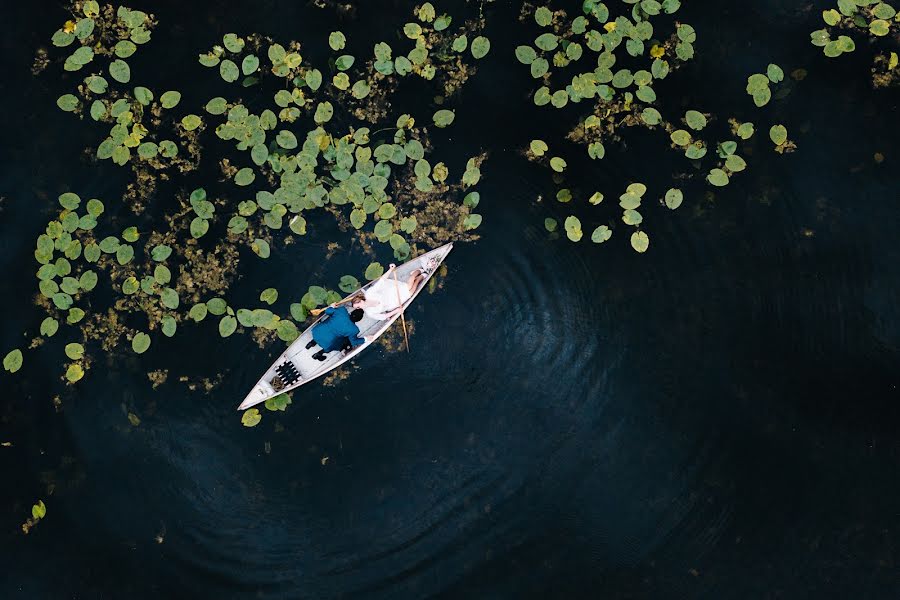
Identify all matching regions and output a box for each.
[311,307,364,352]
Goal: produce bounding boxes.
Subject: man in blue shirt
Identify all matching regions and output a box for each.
[304,305,369,361]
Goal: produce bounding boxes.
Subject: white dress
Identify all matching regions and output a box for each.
[363,274,413,320]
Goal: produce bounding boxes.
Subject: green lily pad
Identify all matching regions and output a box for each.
[181,114,202,130]
[365,262,384,280]
[665,188,683,209]
[630,231,649,253]
[685,110,707,130]
[241,408,261,427]
[707,168,729,186]
[57,94,79,112]
[769,124,788,145]
[564,216,582,242]
[433,109,455,128]
[109,59,130,83]
[766,63,784,83]
[549,157,567,172]
[471,36,490,59]
[260,288,278,305]
[234,168,256,186]
[132,332,151,354]
[591,225,612,243]
[3,349,23,373]
[66,364,84,382]
[329,31,346,50]
[160,90,181,108]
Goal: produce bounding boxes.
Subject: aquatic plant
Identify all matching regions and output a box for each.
[811,1,900,87]
[45,3,200,212]
[21,500,46,535]
[6,1,484,423]
[193,5,489,264]
[516,2,795,251]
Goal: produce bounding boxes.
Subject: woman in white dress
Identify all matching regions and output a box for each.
[353,258,437,320]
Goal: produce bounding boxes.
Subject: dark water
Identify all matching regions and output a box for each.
[2,1,899,598]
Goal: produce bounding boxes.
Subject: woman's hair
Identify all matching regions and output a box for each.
[351,292,366,306]
[350,308,364,322]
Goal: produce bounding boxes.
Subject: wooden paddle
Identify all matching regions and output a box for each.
[393,267,410,352]
[309,293,356,317]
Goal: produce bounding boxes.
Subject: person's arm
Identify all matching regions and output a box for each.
[348,331,366,346]
[324,306,336,316]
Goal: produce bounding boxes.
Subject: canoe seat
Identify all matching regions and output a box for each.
[271,361,301,390]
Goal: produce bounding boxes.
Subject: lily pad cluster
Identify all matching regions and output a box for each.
[47,4,200,182]
[811,1,900,87]
[193,4,486,263]
[51,3,154,71]
[519,3,795,251]
[10,1,480,408]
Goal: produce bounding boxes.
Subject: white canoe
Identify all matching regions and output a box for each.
[238,242,454,410]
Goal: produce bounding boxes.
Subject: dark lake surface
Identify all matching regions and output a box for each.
[1,0,899,598]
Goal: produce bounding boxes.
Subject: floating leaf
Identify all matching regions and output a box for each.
[234,168,256,186]
[338,275,360,293]
[870,19,890,37]
[206,97,227,114]
[685,110,707,130]
[530,139,548,156]
[64,342,84,360]
[516,45,537,64]
[251,238,270,258]
[3,349,23,373]
[630,231,650,253]
[544,218,558,232]
[181,114,202,130]
[622,209,643,226]
[471,36,490,59]
[564,216,582,242]
[160,288,179,309]
[220,59,239,82]
[670,129,691,146]
[549,156,567,172]
[766,63,784,83]
[535,33,558,51]
[132,333,151,354]
[707,168,729,186]
[223,33,245,53]
[591,225,612,243]
[190,217,209,238]
[56,94,79,112]
[432,109,455,128]
[242,55,259,75]
[109,59,130,83]
[329,31,346,50]
[665,188,683,209]
[219,315,237,337]
[725,154,747,172]
[365,262,384,280]
[260,288,278,305]
[769,124,788,145]
[40,317,59,337]
[241,408,261,427]
[32,500,47,519]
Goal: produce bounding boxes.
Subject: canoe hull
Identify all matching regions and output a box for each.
[238,243,453,410]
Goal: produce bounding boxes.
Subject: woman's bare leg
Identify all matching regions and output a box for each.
[406,269,425,292]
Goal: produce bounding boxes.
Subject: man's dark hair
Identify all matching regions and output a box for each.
[350,308,364,322]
